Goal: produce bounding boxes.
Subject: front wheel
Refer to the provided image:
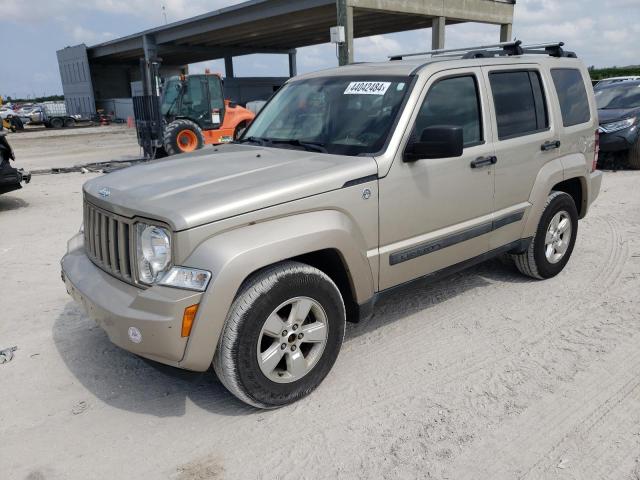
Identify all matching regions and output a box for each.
[163,119,204,156]
[512,191,578,279]
[628,137,640,170]
[213,261,346,409]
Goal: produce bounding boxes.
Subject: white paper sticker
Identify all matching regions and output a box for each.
[212,113,221,124]
[344,81,391,96]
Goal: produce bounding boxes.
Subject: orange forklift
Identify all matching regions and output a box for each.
[134,67,255,157]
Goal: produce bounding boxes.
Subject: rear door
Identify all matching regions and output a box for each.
[205,75,225,129]
[482,65,556,249]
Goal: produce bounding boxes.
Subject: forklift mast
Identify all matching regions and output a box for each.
[132,58,164,159]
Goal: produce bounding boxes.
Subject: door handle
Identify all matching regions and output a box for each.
[470,156,497,169]
[541,140,561,151]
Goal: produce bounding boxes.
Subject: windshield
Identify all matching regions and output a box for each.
[595,83,640,109]
[161,78,182,116]
[241,76,411,156]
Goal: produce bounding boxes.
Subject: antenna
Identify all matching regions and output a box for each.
[162,5,168,25]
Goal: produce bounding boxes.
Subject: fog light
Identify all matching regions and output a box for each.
[182,304,199,337]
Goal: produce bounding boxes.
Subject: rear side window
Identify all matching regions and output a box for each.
[489,70,549,140]
[414,75,483,147]
[551,69,591,126]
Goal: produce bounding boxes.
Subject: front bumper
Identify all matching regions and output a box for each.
[61,243,203,368]
[599,125,639,152]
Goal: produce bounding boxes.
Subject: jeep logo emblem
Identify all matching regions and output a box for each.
[98,187,111,198]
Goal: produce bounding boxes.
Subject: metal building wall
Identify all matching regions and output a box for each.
[56,45,96,118]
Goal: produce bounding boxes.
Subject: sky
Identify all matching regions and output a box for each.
[0,0,638,99]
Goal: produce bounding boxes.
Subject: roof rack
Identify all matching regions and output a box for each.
[389,41,577,61]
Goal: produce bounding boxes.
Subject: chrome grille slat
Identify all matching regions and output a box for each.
[84,200,135,284]
[100,214,108,267]
[108,217,118,273]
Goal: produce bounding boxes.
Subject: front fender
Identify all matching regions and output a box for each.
[178,210,374,371]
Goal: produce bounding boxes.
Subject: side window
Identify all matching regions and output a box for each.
[489,70,548,139]
[414,75,482,147]
[551,69,591,126]
[208,76,225,111]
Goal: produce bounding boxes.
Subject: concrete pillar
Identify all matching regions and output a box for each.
[288,50,298,77]
[337,0,354,66]
[500,23,513,43]
[432,16,445,50]
[224,56,234,78]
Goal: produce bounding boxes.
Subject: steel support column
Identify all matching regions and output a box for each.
[337,0,354,66]
[288,50,298,77]
[224,56,235,78]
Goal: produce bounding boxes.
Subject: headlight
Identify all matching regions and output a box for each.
[159,267,211,292]
[136,223,171,284]
[599,117,636,133]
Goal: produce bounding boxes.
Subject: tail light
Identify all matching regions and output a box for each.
[592,129,600,172]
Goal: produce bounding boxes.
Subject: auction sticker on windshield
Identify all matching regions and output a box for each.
[344,82,391,95]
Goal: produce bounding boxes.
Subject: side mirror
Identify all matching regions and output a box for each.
[404,126,464,162]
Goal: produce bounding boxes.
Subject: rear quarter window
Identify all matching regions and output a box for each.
[550,69,591,127]
[489,70,549,140]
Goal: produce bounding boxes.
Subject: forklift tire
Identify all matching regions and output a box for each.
[164,120,204,156]
[49,117,64,129]
[234,121,248,141]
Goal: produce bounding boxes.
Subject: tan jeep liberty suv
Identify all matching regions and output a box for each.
[62,41,602,408]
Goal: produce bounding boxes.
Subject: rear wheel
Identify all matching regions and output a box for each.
[512,191,578,279]
[63,117,75,128]
[628,137,640,170]
[163,119,204,156]
[213,261,346,409]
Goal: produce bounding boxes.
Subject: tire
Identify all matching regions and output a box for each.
[163,119,204,156]
[628,137,640,170]
[49,117,64,129]
[512,191,579,279]
[10,117,23,131]
[213,261,346,409]
[233,121,247,141]
[63,117,75,128]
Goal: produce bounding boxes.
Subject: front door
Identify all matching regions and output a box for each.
[379,68,496,289]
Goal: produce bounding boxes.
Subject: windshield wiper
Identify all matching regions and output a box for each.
[235,136,272,146]
[269,139,328,153]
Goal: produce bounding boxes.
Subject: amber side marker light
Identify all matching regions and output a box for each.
[182,304,199,337]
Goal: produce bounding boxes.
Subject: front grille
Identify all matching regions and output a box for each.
[84,200,136,283]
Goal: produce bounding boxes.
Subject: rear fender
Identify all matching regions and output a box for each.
[178,210,374,371]
[521,158,565,238]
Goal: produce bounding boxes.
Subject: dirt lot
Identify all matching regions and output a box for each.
[7,125,141,172]
[0,169,639,480]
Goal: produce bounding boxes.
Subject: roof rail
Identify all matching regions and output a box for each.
[389,41,577,61]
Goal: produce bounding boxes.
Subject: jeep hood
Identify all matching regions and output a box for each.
[598,107,640,124]
[84,144,378,231]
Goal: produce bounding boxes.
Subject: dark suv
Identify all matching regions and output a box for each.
[595,80,640,169]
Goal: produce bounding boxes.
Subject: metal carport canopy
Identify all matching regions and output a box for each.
[87,0,515,65]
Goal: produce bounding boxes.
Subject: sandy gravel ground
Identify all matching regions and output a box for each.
[0,170,639,480]
[7,125,141,171]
